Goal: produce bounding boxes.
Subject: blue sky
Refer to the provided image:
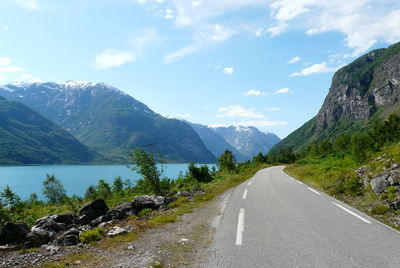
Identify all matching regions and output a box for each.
[0,0,400,138]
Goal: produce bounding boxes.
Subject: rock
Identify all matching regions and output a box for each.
[107,226,127,237]
[391,163,400,170]
[132,195,167,211]
[33,215,66,233]
[374,154,388,162]
[27,227,56,247]
[46,245,61,255]
[53,228,80,246]
[54,213,78,226]
[0,222,30,245]
[89,215,108,227]
[370,174,390,194]
[389,201,400,210]
[108,201,136,219]
[79,199,109,221]
[77,215,91,226]
[356,166,368,176]
[177,191,191,198]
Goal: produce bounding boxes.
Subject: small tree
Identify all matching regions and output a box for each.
[187,163,213,183]
[129,148,164,196]
[85,185,98,200]
[96,179,112,199]
[112,176,124,193]
[0,185,21,208]
[42,174,67,204]
[217,150,236,172]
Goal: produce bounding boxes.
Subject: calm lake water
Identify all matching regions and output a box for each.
[0,164,209,201]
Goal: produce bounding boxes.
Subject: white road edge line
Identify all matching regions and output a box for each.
[243,189,248,200]
[296,180,304,184]
[332,202,371,224]
[236,208,245,246]
[308,187,322,196]
[247,181,253,186]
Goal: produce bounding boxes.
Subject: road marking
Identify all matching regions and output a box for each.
[308,187,322,196]
[332,202,371,224]
[236,208,245,246]
[243,189,248,199]
[296,180,304,184]
[247,181,253,186]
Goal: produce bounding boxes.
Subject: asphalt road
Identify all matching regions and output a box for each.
[207,166,400,268]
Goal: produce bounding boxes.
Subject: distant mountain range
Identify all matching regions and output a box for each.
[0,96,99,165]
[0,81,214,163]
[272,42,400,153]
[189,123,280,161]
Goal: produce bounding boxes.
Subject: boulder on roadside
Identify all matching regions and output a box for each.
[27,227,56,247]
[53,228,80,246]
[79,199,109,221]
[107,226,127,237]
[0,222,30,245]
[33,215,67,234]
[370,174,390,194]
[132,195,167,211]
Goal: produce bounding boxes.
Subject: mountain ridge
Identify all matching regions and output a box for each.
[0,81,215,163]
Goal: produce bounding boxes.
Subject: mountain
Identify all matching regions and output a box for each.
[188,122,248,162]
[212,126,281,160]
[0,81,215,163]
[272,42,400,152]
[0,96,99,165]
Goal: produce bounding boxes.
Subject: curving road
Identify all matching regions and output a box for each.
[207,166,400,268]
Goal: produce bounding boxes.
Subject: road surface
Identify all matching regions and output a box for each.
[207,166,400,267]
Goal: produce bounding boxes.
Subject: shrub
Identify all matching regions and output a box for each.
[80,227,104,244]
[371,205,390,215]
[217,150,236,172]
[187,163,213,183]
[138,208,153,217]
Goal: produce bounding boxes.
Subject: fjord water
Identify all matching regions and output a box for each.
[0,164,202,201]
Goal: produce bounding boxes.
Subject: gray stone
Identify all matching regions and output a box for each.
[79,199,109,221]
[0,222,30,245]
[132,195,167,211]
[27,227,55,247]
[107,226,127,237]
[53,228,80,246]
[370,174,390,194]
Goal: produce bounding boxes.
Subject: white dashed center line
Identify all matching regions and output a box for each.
[243,189,248,199]
[308,187,322,196]
[332,202,371,224]
[236,208,245,246]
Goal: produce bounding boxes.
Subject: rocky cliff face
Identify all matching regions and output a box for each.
[316,46,400,133]
[272,42,400,153]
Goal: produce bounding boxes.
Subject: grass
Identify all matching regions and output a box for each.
[79,227,104,244]
[286,143,400,230]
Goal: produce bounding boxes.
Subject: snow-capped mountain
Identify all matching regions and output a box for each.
[0,81,215,163]
[211,126,281,159]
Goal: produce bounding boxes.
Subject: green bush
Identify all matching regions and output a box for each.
[371,205,390,215]
[80,227,104,244]
[138,208,153,217]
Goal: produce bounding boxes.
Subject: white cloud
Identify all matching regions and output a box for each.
[223,67,234,75]
[268,0,400,56]
[164,46,197,63]
[274,87,293,94]
[14,0,39,10]
[95,49,135,69]
[192,1,202,7]
[164,9,174,19]
[137,0,147,5]
[255,28,265,37]
[267,107,283,111]
[13,73,41,83]
[290,62,342,76]
[217,105,265,119]
[95,29,158,69]
[288,56,301,64]
[0,66,24,73]
[0,57,11,66]
[165,24,235,63]
[3,25,9,31]
[244,89,266,96]
[267,22,288,37]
